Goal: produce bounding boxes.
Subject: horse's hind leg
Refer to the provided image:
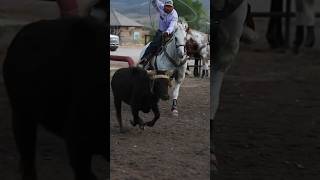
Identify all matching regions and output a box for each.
[13,111,38,180]
[202,59,210,78]
[193,57,200,77]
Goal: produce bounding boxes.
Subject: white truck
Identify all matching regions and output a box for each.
[110,34,119,51]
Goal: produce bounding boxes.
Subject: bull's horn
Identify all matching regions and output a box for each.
[165,70,175,76]
[147,70,156,76]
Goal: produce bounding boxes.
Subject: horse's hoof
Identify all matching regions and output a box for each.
[172,109,179,116]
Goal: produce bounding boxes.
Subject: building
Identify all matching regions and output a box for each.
[110,9,149,45]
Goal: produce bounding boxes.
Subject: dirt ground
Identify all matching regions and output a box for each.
[110,77,210,180]
[213,43,320,179]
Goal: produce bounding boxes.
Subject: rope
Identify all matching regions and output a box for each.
[149,0,156,31]
[175,0,198,23]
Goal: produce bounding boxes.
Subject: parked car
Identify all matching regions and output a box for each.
[110,34,119,51]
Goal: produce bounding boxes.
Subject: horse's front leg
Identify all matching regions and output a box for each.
[171,67,186,115]
[201,58,210,78]
[193,56,200,77]
[144,103,160,127]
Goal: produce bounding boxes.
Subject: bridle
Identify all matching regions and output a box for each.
[160,26,187,68]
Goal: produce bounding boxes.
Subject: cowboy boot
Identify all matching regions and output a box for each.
[139,53,153,68]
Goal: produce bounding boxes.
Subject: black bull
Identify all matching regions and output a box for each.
[3,17,108,180]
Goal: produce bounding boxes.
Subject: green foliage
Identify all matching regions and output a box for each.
[174,0,208,30]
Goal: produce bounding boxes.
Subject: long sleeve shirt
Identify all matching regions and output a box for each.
[152,0,178,34]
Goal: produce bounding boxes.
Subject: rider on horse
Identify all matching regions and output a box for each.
[139,0,179,67]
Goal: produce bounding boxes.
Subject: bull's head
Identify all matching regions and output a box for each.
[147,70,173,101]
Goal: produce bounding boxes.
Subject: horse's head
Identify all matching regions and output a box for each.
[173,23,187,59]
[178,17,189,31]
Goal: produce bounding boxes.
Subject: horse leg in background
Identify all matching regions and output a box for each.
[193,56,200,77]
[266,0,284,49]
[201,57,205,78]
[185,58,192,76]
[201,54,210,78]
[211,0,248,174]
[211,70,225,120]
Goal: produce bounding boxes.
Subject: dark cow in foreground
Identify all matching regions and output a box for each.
[111,67,171,132]
[3,17,108,180]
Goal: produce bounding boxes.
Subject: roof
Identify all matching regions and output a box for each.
[110,9,144,27]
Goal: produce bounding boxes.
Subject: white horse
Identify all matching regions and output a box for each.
[178,18,210,78]
[139,23,188,115]
[211,0,249,174]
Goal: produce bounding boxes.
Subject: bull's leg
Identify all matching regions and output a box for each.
[145,104,160,127]
[13,112,38,180]
[66,141,97,180]
[130,107,144,130]
[114,97,123,133]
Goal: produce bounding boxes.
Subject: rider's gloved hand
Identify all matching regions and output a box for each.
[163,32,169,38]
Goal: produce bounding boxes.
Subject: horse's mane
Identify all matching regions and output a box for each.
[174,22,185,33]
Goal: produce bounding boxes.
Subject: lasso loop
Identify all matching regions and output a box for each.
[175,0,198,23]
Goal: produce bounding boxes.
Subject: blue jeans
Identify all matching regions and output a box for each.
[141,30,163,60]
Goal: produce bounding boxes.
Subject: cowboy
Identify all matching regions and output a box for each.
[140,0,179,66]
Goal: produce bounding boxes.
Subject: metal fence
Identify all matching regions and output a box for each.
[251,0,320,47]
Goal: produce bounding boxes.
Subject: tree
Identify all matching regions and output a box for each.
[174,0,208,30]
